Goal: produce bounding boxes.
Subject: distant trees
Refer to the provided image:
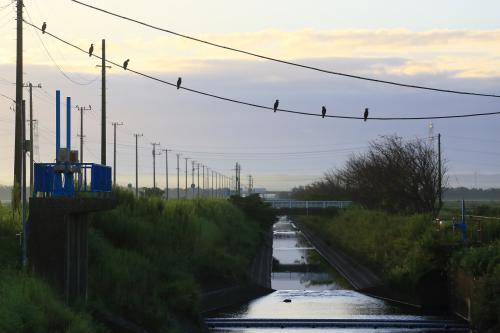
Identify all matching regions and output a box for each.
[292,135,445,214]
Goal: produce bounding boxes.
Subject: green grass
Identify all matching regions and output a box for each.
[88,189,273,331]
[298,208,452,289]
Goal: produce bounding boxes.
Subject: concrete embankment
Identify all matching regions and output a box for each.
[296,221,383,291]
[296,221,423,308]
[200,227,274,314]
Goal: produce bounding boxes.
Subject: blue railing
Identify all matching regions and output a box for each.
[33,163,112,197]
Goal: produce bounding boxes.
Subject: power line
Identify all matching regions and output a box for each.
[70,0,500,99]
[22,20,500,121]
[24,9,98,86]
[0,92,15,102]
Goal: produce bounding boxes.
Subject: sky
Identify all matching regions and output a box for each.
[1,0,500,190]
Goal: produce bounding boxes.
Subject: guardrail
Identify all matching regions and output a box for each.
[264,200,352,209]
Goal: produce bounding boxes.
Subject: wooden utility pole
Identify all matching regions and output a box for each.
[14,0,24,209]
[112,122,123,186]
[134,133,143,197]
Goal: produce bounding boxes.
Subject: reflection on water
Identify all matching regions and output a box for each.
[210,216,461,332]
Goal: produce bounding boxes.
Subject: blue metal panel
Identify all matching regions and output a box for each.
[56,91,60,162]
[90,164,112,192]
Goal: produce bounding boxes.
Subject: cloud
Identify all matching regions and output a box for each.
[3,28,500,78]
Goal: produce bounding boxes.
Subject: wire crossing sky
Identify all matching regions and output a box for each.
[22,20,500,121]
[70,0,500,99]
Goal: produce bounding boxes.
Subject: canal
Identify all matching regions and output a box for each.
[207,216,468,332]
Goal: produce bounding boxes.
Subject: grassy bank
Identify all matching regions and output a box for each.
[298,208,452,289]
[0,205,100,333]
[298,207,499,332]
[88,191,274,331]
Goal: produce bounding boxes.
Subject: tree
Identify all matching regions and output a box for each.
[336,136,445,213]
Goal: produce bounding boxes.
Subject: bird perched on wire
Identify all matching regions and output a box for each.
[177,77,182,90]
[42,22,47,34]
[123,59,129,70]
[321,106,326,118]
[364,108,369,122]
[274,99,279,112]
[88,44,94,57]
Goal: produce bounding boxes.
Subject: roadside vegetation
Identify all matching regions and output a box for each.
[88,190,274,331]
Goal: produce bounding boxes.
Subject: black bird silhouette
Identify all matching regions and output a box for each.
[123,59,129,70]
[176,77,182,90]
[364,108,369,122]
[283,299,292,303]
[321,106,326,118]
[88,44,94,57]
[41,22,46,34]
[273,99,279,112]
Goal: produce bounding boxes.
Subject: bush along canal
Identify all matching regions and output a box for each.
[205,216,469,332]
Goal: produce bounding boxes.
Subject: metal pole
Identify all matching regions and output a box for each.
[191,160,195,198]
[211,170,214,198]
[162,149,171,199]
[134,134,142,197]
[21,100,26,266]
[197,163,200,198]
[176,154,180,199]
[202,165,205,197]
[151,143,160,189]
[112,122,123,186]
[438,133,442,210]
[184,157,189,198]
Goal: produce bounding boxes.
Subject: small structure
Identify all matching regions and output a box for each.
[28,90,115,303]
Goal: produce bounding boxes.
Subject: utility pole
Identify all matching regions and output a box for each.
[14,0,24,209]
[197,163,200,198]
[21,100,27,266]
[111,121,123,186]
[202,165,205,197]
[191,160,196,198]
[134,133,143,197]
[176,154,181,199]
[211,170,214,198]
[438,133,442,210]
[96,39,111,165]
[184,157,190,198]
[162,149,172,199]
[151,142,160,189]
[75,105,92,163]
[23,82,42,193]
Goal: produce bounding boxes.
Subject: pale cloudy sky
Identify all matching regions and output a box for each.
[1,0,500,190]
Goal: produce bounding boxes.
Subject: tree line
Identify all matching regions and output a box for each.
[292,135,445,214]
